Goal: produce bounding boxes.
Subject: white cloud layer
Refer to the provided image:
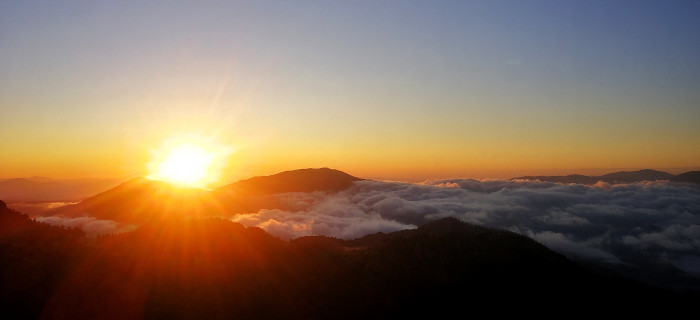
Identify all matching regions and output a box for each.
[230,179,700,274]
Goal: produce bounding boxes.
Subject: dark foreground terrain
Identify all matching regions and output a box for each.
[1,200,696,319]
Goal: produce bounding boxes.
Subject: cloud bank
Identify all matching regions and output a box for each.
[35,216,137,237]
[230,179,700,275]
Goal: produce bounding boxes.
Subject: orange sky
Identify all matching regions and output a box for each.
[1,2,699,184]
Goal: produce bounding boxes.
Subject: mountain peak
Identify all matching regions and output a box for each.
[219,167,362,194]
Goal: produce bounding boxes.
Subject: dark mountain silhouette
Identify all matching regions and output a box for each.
[0,211,695,319]
[217,167,362,195]
[46,168,362,223]
[512,169,676,184]
[597,169,674,183]
[670,171,700,184]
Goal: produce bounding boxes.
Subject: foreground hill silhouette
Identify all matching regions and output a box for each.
[512,169,681,184]
[0,200,85,319]
[1,202,696,319]
[47,168,362,223]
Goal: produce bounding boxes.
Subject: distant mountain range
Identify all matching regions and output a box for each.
[1,203,695,318]
[4,168,697,208]
[28,168,700,223]
[0,177,122,202]
[512,169,700,185]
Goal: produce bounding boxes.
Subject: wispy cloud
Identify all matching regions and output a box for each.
[35,216,137,237]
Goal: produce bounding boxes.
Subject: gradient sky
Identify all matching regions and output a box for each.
[1,0,699,183]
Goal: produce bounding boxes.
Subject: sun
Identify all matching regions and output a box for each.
[147,135,233,188]
[151,144,214,186]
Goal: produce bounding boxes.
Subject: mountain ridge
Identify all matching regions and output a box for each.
[510,169,697,184]
[217,167,363,194]
[670,171,700,184]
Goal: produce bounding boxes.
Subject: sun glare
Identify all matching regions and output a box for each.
[147,135,233,188]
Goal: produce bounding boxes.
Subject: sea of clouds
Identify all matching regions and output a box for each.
[34,178,700,276]
[231,179,700,275]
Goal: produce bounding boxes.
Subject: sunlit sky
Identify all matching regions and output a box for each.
[1,0,699,184]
